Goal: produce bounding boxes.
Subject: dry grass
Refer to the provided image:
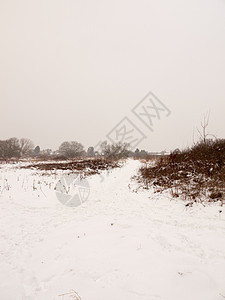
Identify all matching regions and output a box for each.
[20,157,122,177]
[136,139,225,204]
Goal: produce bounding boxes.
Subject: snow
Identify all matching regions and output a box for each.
[0,159,225,300]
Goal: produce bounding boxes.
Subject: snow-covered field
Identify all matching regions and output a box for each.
[0,159,225,300]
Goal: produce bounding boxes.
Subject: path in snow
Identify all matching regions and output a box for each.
[0,159,225,300]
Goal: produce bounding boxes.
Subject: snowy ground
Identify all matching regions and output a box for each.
[0,159,225,300]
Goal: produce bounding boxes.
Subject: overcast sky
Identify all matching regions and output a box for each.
[0,0,225,152]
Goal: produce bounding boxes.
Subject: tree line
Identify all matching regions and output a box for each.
[0,137,163,160]
[0,138,132,159]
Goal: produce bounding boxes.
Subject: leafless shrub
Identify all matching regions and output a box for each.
[136,139,225,204]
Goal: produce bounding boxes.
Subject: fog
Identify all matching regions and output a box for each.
[1,0,225,151]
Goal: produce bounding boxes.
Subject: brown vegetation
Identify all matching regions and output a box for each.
[136,139,225,204]
[21,157,122,176]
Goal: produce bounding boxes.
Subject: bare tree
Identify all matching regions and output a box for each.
[58,141,85,158]
[0,140,6,158]
[197,113,216,144]
[0,138,34,158]
[100,141,130,159]
[0,138,20,158]
[19,138,34,157]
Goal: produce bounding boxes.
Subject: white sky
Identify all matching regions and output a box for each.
[0,0,225,152]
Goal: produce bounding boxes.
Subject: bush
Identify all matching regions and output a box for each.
[137,139,225,203]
